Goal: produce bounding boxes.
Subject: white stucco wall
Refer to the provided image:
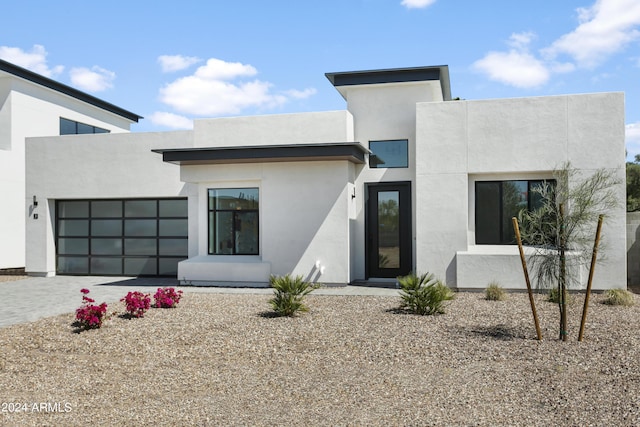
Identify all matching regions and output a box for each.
[178,160,353,286]
[25,131,193,275]
[342,81,446,280]
[0,77,135,270]
[193,110,354,148]
[415,92,626,290]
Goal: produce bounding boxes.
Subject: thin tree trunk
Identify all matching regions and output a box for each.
[559,204,568,341]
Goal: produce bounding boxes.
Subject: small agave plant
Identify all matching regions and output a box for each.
[269,274,319,317]
[397,272,455,315]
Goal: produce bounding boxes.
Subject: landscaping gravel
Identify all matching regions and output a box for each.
[1,290,639,426]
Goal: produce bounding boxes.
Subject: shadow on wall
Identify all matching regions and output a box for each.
[627,212,640,287]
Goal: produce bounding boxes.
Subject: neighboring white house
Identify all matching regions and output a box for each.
[0,59,141,270]
[24,65,627,290]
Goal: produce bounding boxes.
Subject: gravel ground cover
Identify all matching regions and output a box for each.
[1,290,639,426]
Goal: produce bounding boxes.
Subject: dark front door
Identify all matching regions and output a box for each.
[366,182,412,278]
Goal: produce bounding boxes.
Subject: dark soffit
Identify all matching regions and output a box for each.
[152,143,369,165]
[325,65,451,101]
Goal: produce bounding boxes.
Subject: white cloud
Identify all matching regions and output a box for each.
[543,0,640,68]
[0,44,63,77]
[69,66,115,92]
[284,88,318,99]
[148,112,193,129]
[158,57,316,116]
[158,55,201,73]
[472,33,550,88]
[627,122,640,160]
[474,0,640,88]
[401,0,436,9]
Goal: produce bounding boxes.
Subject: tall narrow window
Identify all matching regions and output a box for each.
[475,180,553,244]
[208,188,259,255]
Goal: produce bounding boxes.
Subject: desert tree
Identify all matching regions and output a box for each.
[517,162,621,340]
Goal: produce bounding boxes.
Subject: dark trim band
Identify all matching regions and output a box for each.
[0,58,142,122]
[153,143,369,165]
[326,65,451,101]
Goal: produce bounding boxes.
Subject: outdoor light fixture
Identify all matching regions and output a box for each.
[33,195,38,207]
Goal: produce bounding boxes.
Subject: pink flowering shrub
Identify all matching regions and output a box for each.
[120,291,151,318]
[75,288,108,330]
[153,287,183,308]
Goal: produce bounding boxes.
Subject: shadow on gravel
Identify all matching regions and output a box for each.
[385,307,411,315]
[257,311,282,318]
[464,324,527,341]
[95,277,180,287]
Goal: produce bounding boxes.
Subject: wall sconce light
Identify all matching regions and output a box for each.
[351,188,356,199]
[33,195,38,207]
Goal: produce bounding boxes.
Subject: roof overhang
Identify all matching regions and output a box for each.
[325,65,451,101]
[0,58,143,123]
[153,143,369,165]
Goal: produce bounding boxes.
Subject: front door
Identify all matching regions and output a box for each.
[366,182,412,278]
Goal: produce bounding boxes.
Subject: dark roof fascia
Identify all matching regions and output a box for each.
[0,58,142,122]
[325,65,451,101]
[153,143,369,165]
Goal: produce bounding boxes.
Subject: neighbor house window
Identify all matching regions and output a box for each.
[475,180,552,245]
[208,188,259,255]
[60,117,110,135]
[369,140,408,168]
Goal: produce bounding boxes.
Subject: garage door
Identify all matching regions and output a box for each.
[55,198,188,276]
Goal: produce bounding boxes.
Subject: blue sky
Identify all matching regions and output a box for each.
[2,0,639,158]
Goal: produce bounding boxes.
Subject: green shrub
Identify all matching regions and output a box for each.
[398,272,455,315]
[547,287,573,304]
[603,288,635,307]
[269,274,318,317]
[485,282,507,301]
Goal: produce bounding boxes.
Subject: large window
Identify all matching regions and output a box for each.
[208,188,259,255]
[60,117,110,135]
[369,140,408,168]
[475,180,552,245]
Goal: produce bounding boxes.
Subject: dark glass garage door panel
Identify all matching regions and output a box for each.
[125,219,157,236]
[124,258,158,276]
[159,258,180,276]
[58,257,89,274]
[125,239,157,256]
[160,199,188,217]
[91,239,122,255]
[58,238,88,255]
[125,200,157,217]
[58,201,89,218]
[58,220,89,236]
[91,257,123,275]
[91,220,122,236]
[159,219,188,236]
[159,239,188,256]
[91,201,122,217]
[56,198,188,277]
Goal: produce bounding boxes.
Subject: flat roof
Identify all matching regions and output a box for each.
[0,58,142,122]
[325,65,451,101]
[153,142,369,165]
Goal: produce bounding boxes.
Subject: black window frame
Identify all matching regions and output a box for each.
[60,117,110,135]
[475,179,554,245]
[207,188,259,255]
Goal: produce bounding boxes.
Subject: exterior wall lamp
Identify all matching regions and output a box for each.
[33,195,38,207]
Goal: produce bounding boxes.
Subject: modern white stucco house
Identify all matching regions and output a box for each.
[0,59,141,271]
[23,64,627,290]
